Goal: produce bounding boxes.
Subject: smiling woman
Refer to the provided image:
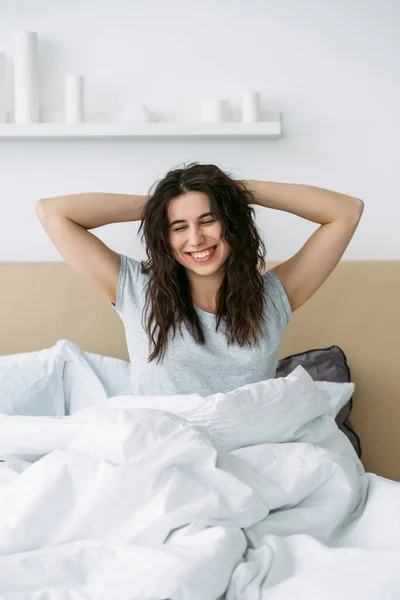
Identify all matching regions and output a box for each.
[36,161,363,397]
[138,163,267,364]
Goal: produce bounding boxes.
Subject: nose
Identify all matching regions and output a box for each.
[187,226,205,248]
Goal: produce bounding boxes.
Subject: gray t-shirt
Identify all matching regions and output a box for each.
[111,254,292,397]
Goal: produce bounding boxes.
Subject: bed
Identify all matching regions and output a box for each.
[1,259,400,598]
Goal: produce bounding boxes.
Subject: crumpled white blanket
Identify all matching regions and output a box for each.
[0,366,399,600]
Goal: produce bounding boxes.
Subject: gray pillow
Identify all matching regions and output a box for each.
[276,345,361,458]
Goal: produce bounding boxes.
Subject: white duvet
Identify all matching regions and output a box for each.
[0,366,399,599]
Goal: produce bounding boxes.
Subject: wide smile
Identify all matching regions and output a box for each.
[186,245,217,263]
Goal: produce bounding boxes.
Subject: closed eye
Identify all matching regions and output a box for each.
[174,219,215,232]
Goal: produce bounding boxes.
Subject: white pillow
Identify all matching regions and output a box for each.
[0,345,65,416]
[83,350,131,398]
[57,340,108,415]
[57,340,131,415]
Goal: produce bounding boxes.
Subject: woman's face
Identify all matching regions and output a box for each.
[167,191,230,277]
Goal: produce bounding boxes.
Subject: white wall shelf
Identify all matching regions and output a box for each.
[0,121,281,139]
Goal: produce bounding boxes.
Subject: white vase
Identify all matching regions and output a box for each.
[241,90,260,122]
[14,31,39,123]
[65,74,84,123]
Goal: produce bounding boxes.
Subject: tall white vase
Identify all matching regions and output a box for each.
[241,90,260,122]
[14,31,39,123]
[0,52,6,123]
[65,74,84,123]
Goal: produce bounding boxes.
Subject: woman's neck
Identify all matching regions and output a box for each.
[187,269,223,313]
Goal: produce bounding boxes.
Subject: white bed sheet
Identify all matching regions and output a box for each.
[0,366,399,599]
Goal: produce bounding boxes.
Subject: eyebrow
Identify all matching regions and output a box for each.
[168,212,214,229]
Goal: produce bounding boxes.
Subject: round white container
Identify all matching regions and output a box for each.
[65,74,84,123]
[241,90,260,122]
[14,31,39,123]
[201,99,230,123]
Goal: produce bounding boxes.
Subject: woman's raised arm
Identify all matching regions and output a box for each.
[36,192,148,304]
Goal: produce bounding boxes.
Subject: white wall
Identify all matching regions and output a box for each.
[0,0,398,261]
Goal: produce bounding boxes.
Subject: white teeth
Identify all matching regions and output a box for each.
[191,247,215,259]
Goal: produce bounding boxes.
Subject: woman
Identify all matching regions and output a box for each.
[36,163,364,396]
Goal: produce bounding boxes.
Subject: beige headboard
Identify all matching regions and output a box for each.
[1,260,399,481]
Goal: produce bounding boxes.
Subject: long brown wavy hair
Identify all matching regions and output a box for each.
[138,162,267,364]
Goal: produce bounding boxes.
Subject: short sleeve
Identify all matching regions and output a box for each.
[109,254,147,316]
[263,269,292,334]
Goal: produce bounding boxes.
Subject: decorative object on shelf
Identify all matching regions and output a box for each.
[14,31,39,123]
[201,99,230,123]
[119,102,155,124]
[65,74,84,123]
[0,52,6,123]
[241,90,260,122]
